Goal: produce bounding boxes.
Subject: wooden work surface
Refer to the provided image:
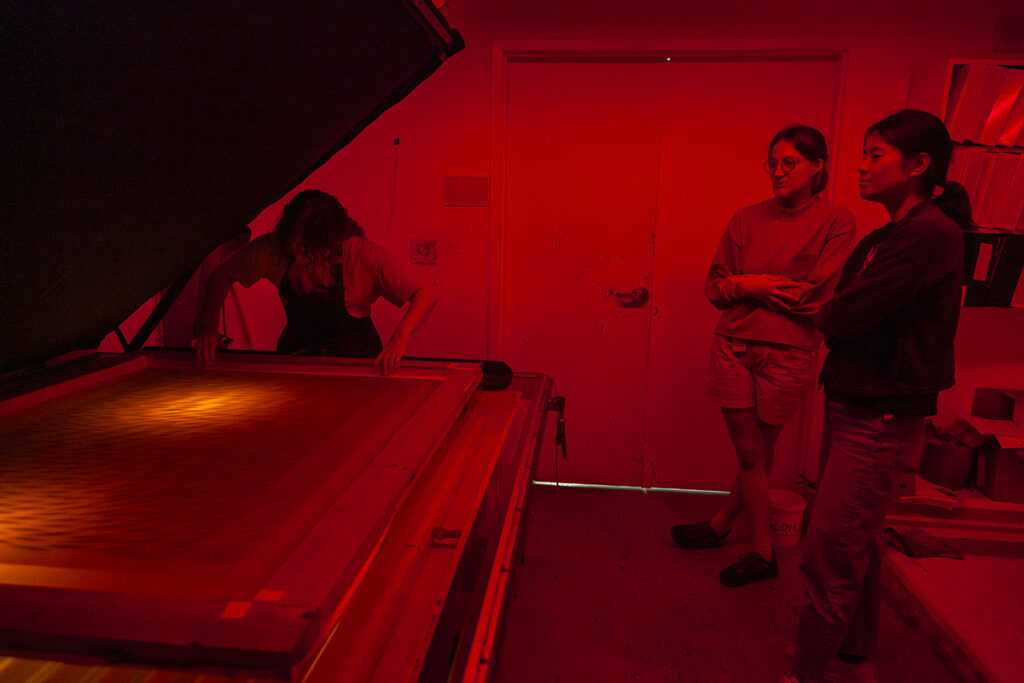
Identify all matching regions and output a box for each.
[0,353,482,676]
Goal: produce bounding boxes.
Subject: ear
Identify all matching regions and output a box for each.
[906,152,931,178]
[810,158,825,174]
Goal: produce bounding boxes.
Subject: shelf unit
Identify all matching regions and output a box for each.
[933,60,1024,307]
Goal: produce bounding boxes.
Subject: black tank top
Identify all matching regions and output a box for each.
[276,260,383,358]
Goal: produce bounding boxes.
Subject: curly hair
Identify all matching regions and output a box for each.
[273,189,365,262]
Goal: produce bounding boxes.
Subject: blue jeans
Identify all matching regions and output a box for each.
[790,399,925,682]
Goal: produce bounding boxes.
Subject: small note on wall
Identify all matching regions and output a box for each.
[444,176,489,206]
[411,239,438,265]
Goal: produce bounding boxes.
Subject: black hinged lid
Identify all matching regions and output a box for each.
[0,0,463,373]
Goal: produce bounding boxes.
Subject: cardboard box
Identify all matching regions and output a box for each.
[965,388,1024,503]
[920,436,975,490]
[976,442,1024,503]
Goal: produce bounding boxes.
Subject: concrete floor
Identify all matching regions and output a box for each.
[493,485,962,683]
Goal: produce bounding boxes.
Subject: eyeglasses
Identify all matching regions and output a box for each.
[763,157,801,174]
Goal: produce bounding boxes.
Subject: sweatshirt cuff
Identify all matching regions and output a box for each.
[722,277,740,303]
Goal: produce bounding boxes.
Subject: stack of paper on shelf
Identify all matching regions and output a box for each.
[994,158,1024,231]
[998,89,1024,147]
[967,151,1024,231]
[945,64,1024,147]
[975,153,1021,229]
[979,69,1024,146]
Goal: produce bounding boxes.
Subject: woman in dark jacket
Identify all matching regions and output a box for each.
[782,109,972,683]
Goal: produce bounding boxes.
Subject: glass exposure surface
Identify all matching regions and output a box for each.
[0,367,441,599]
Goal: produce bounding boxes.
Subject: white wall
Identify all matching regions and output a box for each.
[108,0,1022,482]
[254,0,1014,341]
[274,0,1021,424]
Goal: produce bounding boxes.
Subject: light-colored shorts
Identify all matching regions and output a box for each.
[706,334,815,426]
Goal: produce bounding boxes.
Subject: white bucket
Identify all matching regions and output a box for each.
[769,489,807,547]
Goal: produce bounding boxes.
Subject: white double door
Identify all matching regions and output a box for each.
[501,56,841,489]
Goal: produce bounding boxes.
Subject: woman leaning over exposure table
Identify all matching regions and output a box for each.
[193,189,438,375]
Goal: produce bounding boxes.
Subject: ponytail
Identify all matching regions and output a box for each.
[934,180,975,231]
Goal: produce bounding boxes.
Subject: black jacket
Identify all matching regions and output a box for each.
[819,201,963,402]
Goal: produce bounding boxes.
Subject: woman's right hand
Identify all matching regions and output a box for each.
[733,274,807,310]
[192,331,221,363]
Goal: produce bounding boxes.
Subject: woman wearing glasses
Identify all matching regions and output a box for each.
[671,125,856,587]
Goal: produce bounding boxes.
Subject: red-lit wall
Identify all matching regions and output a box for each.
[109,0,1024,487]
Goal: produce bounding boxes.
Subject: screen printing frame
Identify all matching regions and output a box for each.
[0,351,482,678]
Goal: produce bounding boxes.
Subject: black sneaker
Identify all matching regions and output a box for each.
[670,520,730,549]
[719,550,777,587]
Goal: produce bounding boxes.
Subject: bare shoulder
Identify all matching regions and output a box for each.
[226,233,289,284]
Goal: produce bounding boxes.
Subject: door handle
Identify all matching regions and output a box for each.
[613,286,649,307]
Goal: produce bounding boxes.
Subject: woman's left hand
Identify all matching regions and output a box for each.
[375,331,410,376]
[374,283,438,375]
